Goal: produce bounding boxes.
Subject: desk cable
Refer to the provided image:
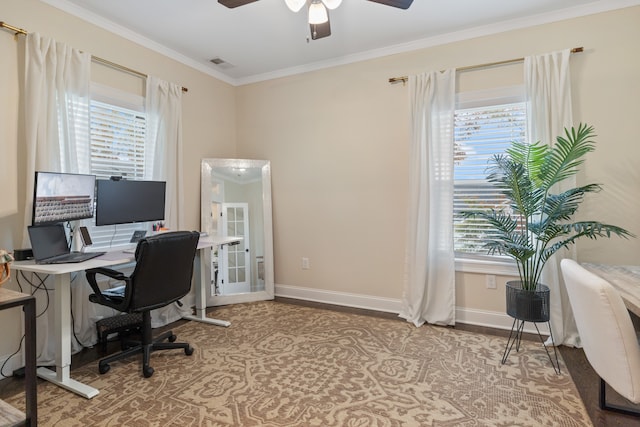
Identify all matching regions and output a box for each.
[0,271,51,378]
[0,271,90,378]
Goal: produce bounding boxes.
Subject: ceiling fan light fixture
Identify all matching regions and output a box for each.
[284,0,306,12]
[308,1,328,25]
[321,0,342,10]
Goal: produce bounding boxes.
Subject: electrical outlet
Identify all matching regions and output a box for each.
[486,275,497,289]
[302,257,310,270]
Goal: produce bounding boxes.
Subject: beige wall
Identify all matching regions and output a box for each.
[236,7,640,311]
[1,1,639,362]
[1,0,237,363]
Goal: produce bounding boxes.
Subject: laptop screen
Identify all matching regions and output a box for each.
[28,224,70,262]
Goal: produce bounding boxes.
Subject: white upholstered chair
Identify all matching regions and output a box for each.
[560,259,640,416]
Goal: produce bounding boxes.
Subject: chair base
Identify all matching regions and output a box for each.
[600,378,640,417]
[97,312,194,378]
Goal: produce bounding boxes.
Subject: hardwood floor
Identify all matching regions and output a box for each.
[1,297,639,426]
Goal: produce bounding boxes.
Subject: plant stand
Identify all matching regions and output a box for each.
[501,281,561,374]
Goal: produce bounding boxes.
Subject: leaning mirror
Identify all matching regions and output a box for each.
[201,159,274,305]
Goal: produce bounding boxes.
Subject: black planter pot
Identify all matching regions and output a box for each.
[505,281,550,322]
[502,280,559,374]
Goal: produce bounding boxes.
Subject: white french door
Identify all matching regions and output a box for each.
[218,203,251,294]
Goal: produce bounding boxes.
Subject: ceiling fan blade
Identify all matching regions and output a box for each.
[366,0,413,9]
[218,0,260,8]
[310,18,331,40]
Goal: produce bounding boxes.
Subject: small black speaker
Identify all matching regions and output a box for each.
[14,248,33,261]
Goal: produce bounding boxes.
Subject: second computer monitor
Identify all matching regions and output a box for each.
[95,179,166,226]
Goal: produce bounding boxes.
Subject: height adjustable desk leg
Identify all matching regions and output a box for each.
[182,246,231,327]
[36,273,99,399]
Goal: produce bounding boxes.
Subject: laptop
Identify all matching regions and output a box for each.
[28,224,105,264]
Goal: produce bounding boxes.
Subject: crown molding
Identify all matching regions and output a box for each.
[42,0,640,87]
[236,0,640,85]
[40,0,236,86]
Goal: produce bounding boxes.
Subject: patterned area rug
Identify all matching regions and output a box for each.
[6,301,592,426]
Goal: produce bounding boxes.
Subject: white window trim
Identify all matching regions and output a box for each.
[455,255,519,276]
[454,84,525,274]
[456,85,525,109]
[91,83,144,112]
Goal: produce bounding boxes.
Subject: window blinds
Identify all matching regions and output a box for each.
[90,100,146,180]
[453,102,526,254]
[88,100,148,248]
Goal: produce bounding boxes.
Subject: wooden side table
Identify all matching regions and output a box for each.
[0,288,37,426]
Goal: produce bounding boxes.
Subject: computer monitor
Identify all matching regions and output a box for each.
[95,179,166,226]
[32,171,96,225]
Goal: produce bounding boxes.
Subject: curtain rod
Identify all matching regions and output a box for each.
[388,47,584,85]
[0,21,188,93]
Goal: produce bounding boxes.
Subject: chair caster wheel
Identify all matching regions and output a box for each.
[185,346,194,356]
[143,366,154,378]
[99,363,110,375]
[168,334,177,342]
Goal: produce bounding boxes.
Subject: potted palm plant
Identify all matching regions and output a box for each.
[463,124,633,323]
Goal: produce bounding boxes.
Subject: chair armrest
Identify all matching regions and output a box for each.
[85,267,128,297]
[86,267,127,281]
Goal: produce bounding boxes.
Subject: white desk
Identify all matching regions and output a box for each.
[11,235,240,399]
[582,263,640,318]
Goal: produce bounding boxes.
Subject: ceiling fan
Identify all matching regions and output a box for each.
[218,0,414,40]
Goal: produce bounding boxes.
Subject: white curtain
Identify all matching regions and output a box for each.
[145,76,190,326]
[23,33,91,240]
[400,70,456,327]
[23,33,96,364]
[145,76,184,231]
[525,49,580,347]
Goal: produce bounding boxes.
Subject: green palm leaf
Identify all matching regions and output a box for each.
[461,124,634,291]
[539,123,596,189]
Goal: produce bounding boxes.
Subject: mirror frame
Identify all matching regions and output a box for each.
[201,158,274,305]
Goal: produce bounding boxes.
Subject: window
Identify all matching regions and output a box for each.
[453,87,526,259]
[89,100,146,180]
[86,86,150,249]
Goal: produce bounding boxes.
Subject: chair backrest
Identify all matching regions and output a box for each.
[129,231,200,312]
[560,259,640,403]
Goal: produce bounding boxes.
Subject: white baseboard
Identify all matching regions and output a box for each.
[275,283,550,335]
[275,284,402,313]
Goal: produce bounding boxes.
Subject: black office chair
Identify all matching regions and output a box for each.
[86,231,200,378]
